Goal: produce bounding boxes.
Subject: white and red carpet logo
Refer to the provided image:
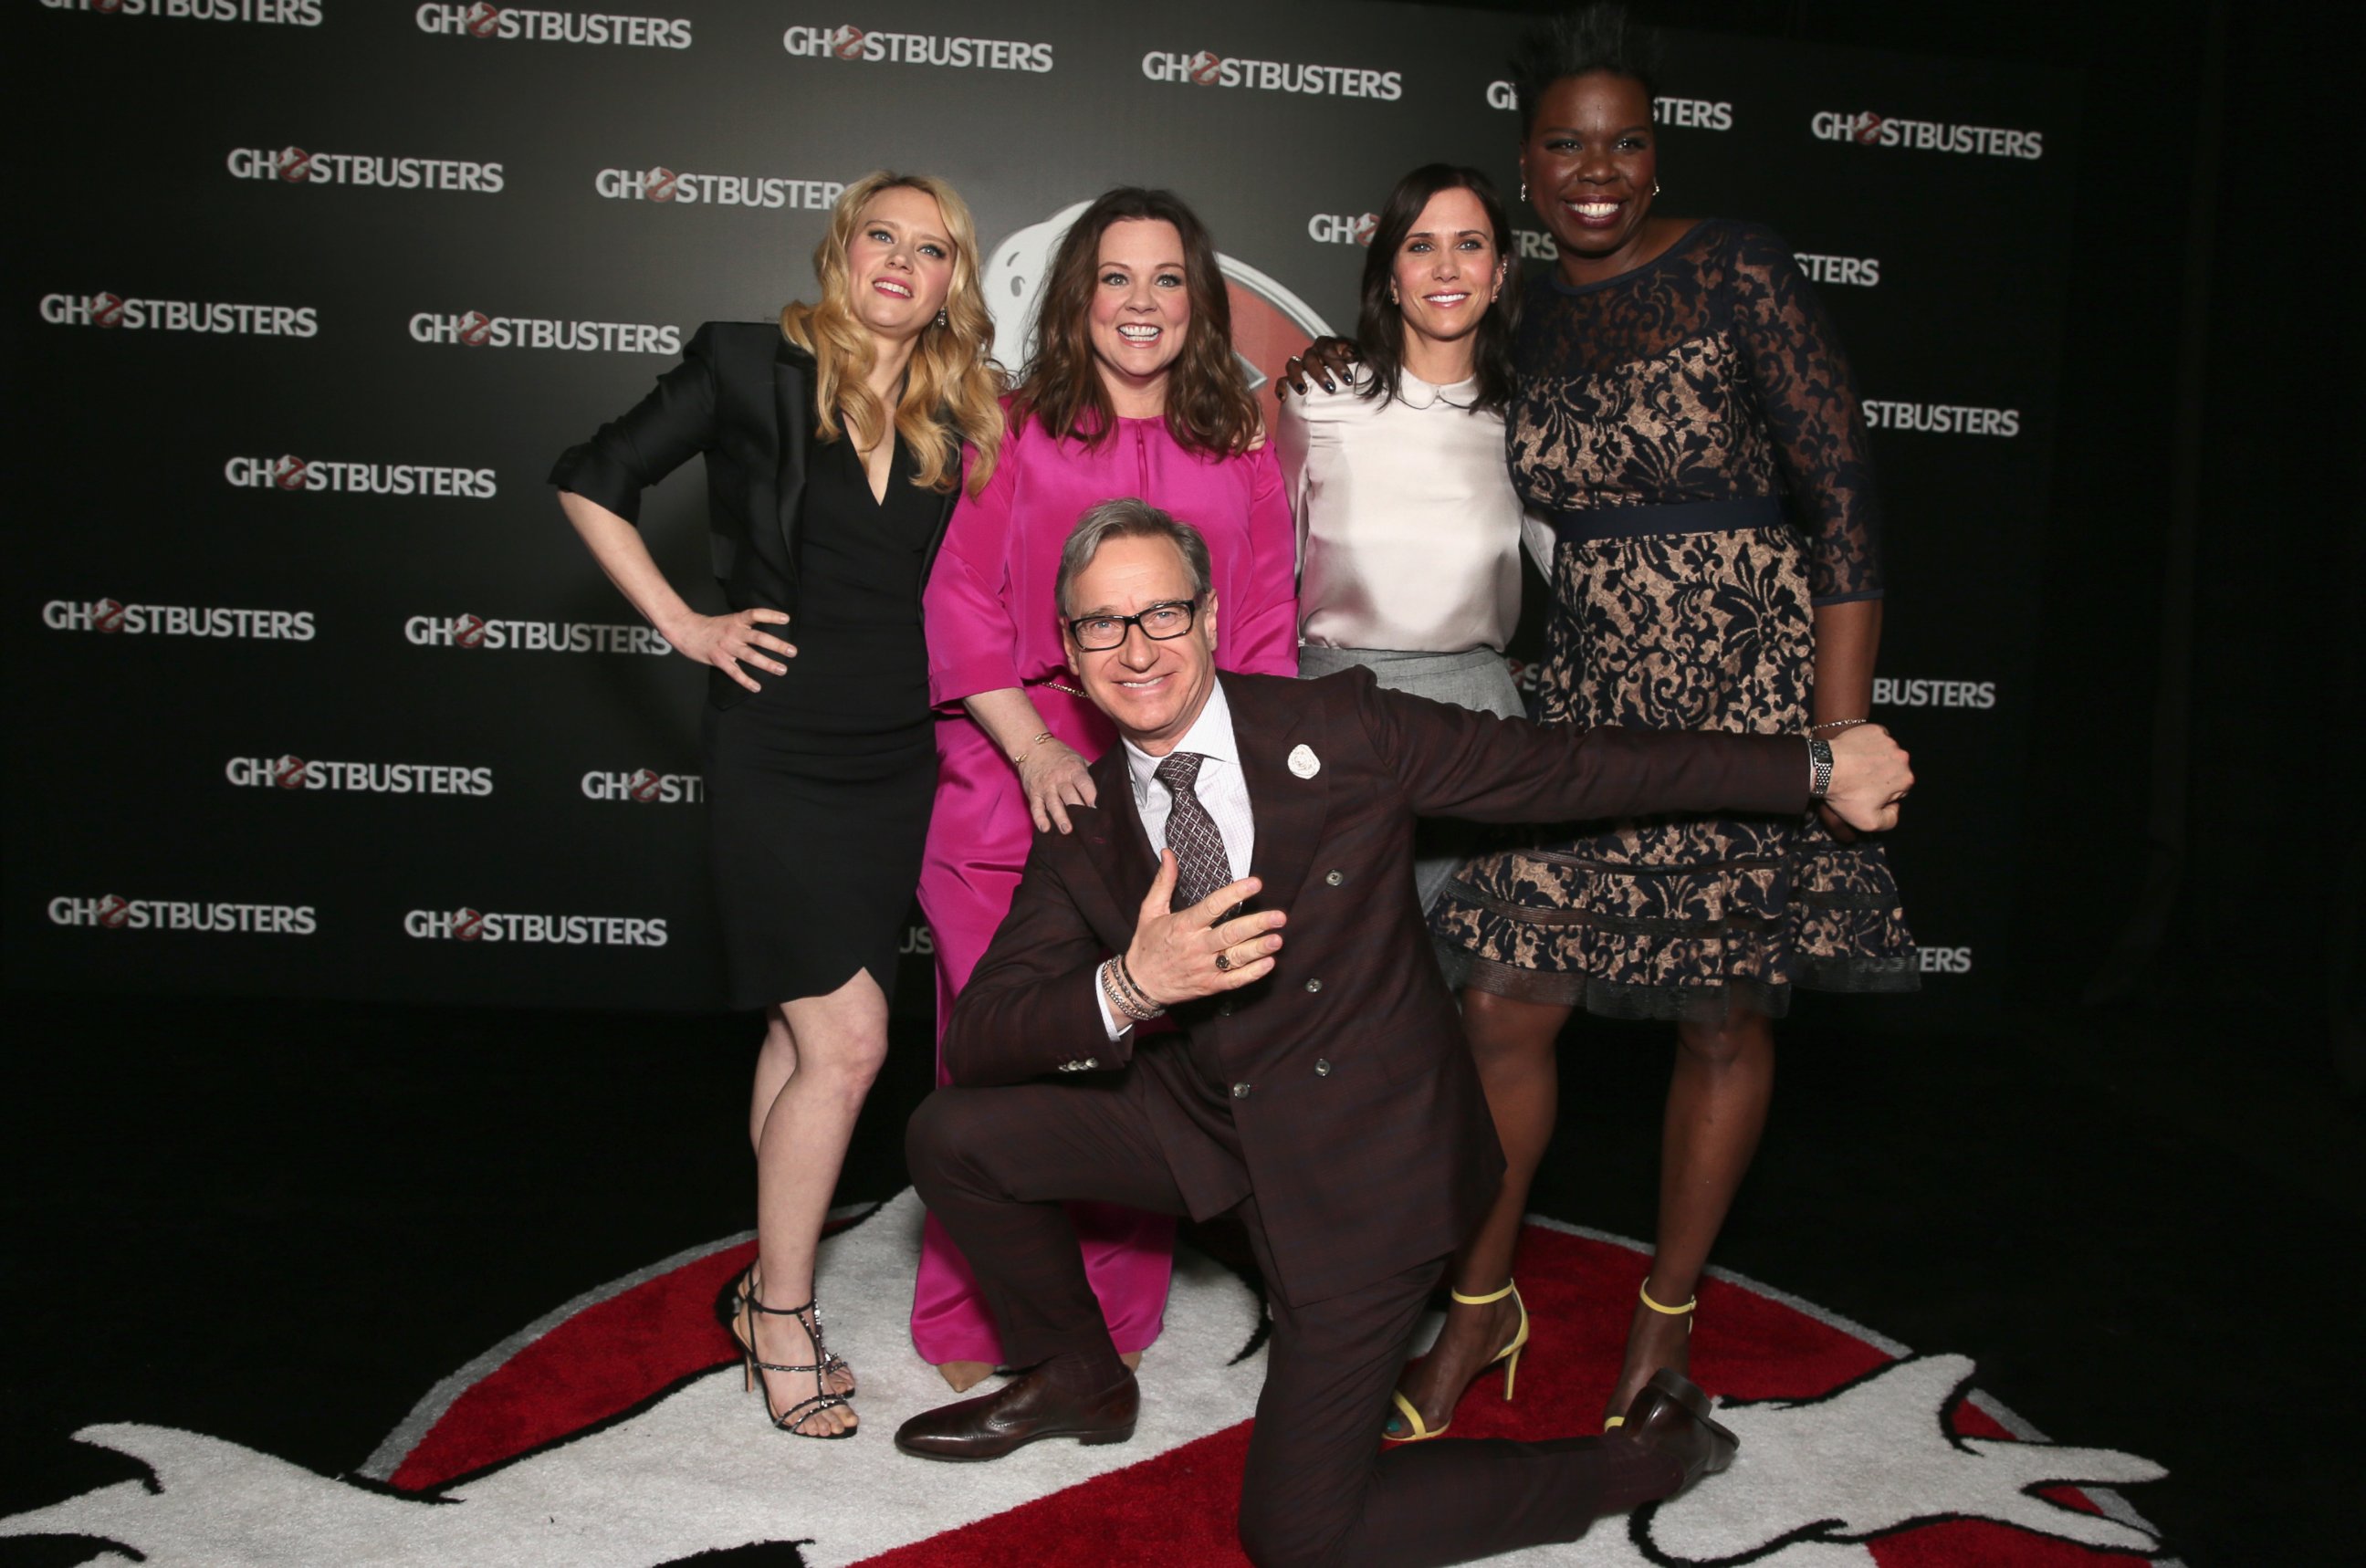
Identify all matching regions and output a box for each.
[403,907,669,946]
[1812,111,2044,159]
[225,145,504,193]
[780,25,1053,71]
[408,311,681,354]
[43,599,316,640]
[41,0,323,26]
[414,4,691,47]
[403,614,673,655]
[0,1192,2169,1564]
[226,756,496,796]
[1144,47,1401,99]
[581,768,704,804]
[1862,401,2021,437]
[593,167,846,209]
[225,455,498,498]
[39,292,318,337]
[986,202,1334,437]
[46,894,317,935]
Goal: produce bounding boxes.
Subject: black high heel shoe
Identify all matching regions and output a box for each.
[726,1264,853,1396]
[729,1281,855,1438]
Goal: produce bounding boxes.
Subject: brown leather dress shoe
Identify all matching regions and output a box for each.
[1617,1368,1739,1490]
[894,1367,1139,1462]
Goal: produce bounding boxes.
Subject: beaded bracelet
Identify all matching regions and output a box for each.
[1102,958,1164,1022]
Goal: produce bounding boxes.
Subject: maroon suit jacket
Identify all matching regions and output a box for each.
[940,669,1809,1309]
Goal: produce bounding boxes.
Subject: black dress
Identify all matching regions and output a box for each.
[1430,220,1916,1020]
[704,434,939,1008]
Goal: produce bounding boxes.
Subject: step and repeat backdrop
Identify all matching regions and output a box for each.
[7,0,2075,1017]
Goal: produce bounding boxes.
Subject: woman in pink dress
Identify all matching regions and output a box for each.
[915,187,1299,1388]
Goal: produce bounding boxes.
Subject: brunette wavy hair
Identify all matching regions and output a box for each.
[1356,164,1518,415]
[1010,187,1261,458]
[779,172,1005,497]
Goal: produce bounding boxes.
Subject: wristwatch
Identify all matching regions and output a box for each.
[1806,737,1834,801]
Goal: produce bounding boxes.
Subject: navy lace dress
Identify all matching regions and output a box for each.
[1430,220,1916,1019]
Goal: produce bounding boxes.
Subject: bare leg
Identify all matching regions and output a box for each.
[1385,989,1568,1438]
[1604,1005,1775,1424]
[746,971,892,1436]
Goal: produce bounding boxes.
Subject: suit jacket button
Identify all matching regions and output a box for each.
[1216,1000,1234,1017]
[1230,1082,1251,1099]
[1303,977,1323,993]
[1314,1058,1332,1077]
[1324,869,1345,886]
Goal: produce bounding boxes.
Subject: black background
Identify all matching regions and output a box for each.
[8,0,2078,1018]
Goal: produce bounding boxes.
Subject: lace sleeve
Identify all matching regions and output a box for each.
[1724,226,1884,604]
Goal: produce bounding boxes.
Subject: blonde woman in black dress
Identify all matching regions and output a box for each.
[552,172,1005,1437]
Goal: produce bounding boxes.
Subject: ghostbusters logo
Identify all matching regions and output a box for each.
[0,1197,2172,1567]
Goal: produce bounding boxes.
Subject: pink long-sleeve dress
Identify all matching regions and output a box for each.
[913,409,1299,1364]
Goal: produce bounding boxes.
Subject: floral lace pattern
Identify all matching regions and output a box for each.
[1507,220,1883,605]
[1432,224,1911,1018]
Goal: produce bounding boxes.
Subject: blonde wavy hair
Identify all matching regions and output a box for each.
[780,172,1004,497]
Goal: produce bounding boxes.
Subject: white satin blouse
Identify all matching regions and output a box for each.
[1278,368,1530,653]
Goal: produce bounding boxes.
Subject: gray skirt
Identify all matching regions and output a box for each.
[1297,644,1524,914]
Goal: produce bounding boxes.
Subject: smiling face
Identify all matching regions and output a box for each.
[1084,218,1191,414]
[1520,69,1659,277]
[1391,186,1505,360]
[843,185,956,344]
[1063,533,1219,755]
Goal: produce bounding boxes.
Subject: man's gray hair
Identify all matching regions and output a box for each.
[1054,498,1213,619]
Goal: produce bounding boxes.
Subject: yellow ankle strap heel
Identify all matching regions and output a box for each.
[1604,1280,1695,1429]
[1384,1280,1530,1442]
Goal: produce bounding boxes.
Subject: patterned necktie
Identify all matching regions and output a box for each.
[1153,752,1231,911]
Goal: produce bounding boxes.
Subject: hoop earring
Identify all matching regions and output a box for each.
[1651,181,1662,196]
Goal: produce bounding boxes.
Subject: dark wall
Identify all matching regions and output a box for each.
[5,0,2078,1019]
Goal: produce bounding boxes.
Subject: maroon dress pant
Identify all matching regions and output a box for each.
[906,1071,1683,1568]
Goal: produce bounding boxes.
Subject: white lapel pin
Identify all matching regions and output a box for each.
[1287,744,1321,779]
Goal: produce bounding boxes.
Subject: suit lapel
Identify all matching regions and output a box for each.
[1078,749,1157,947]
[771,342,814,565]
[1225,674,1326,913]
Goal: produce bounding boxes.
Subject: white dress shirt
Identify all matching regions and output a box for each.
[1094,679,1255,1040]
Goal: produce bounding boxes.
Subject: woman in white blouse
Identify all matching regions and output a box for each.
[1280,165,1529,915]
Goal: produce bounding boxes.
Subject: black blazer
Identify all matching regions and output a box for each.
[549,319,960,629]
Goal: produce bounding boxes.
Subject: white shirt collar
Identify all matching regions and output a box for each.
[1124,676,1239,806]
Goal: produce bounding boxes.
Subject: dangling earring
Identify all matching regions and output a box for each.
[934,307,948,328]
[1651,181,1662,196]
[1519,179,1528,203]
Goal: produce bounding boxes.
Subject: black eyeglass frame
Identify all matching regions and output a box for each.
[1063,598,1202,652]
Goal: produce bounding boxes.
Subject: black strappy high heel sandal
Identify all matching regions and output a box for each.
[732,1283,855,1438]
[728,1264,854,1395]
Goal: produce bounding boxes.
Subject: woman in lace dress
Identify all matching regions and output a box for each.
[1394,6,1918,1438]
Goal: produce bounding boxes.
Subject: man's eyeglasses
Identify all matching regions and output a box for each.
[1065,599,1200,653]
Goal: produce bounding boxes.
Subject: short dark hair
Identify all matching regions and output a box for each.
[1056,499,1212,619]
[1355,164,1517,416]
[1510,4,1663,137]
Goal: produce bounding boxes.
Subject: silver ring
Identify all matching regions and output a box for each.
[1214,952,1231,972]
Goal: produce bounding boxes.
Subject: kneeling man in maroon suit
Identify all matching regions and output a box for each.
[897,501,1914,1568]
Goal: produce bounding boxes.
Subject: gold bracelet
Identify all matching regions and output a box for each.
[1010,729,1055,765]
